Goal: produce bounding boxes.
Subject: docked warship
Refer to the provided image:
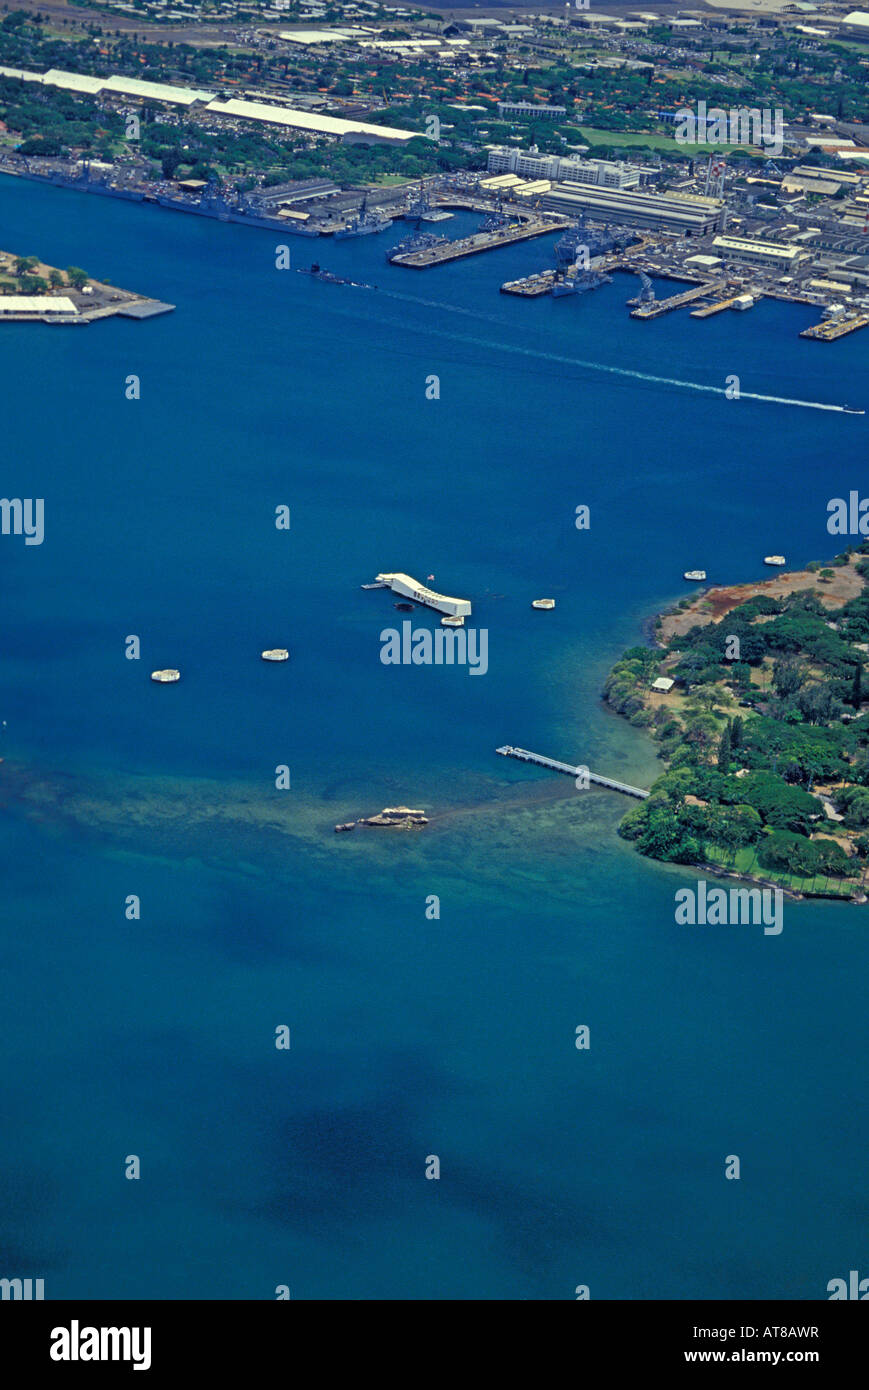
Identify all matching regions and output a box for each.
[386,231,447,262]
[550,226,614,297]
[334,197,393,239]
[10,161,322,237]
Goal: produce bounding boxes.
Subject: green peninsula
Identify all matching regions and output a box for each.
[606,547,869,900]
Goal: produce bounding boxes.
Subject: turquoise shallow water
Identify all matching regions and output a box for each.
[1,174,867,1299]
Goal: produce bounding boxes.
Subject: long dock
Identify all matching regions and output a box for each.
[390,216,568,268]
[630,280,726,319]
[496,745,650,798]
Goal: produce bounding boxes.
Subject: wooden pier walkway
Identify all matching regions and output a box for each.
[496,746,650,798]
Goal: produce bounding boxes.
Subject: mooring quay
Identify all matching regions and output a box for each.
[390,216,568,268]
[496,746,650,798]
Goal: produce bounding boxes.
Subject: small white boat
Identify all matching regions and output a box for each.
[764,555,786,567]
[441,615,464,627]
[683,570,706,582]
[261,648,289,662]
[531,598,555,610]
[151,669,180,683]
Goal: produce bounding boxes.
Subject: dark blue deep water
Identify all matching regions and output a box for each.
[1,173,867,1299]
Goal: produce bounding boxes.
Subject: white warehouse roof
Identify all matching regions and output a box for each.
[0,295,77,313]
[0,63,419,142]
[0,65,43,82]
[204,97,418,142]
[44,69,105,94]
[102,76,216,104]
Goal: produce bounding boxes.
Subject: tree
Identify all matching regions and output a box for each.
[730,714,744,750]
[66,267,89,290]
[48,269,65,289]
[14,255,38,277]
[853,662,862,711]
[717,720,732,774]
[772,656,805,698]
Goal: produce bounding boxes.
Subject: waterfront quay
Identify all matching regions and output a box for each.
[500,270,557,297]
[389,215,569,268]
[800,312,869,341]
[0,248,174,324]
[630,280,727,320]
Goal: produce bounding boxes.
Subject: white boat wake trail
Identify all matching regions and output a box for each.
[373,288,850,412]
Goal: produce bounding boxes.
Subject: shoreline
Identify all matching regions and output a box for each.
[0,243,174,324]
[607,551,869,904]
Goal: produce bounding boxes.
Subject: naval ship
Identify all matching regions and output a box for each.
[386,231,447,262]
[334,198,393,239]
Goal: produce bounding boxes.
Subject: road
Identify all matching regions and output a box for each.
[5,0,281,44]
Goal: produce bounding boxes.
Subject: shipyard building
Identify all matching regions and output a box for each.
[711,235,805,269]
[496,102,566,120]
[486,146,642,189]
[540,183,725,234]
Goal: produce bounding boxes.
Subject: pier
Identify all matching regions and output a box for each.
[500,270,557,297]
[799,313,869,342]
[630,280,726,319]
[690,293,750,318]
[496,746,650,798]
[389,216,568,268]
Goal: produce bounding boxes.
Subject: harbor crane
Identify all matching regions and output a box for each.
[626,271,655,308]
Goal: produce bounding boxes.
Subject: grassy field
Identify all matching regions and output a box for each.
[579,126,752,156]
[704,845,861,898]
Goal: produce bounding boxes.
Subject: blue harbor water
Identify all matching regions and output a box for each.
[1,173,867,1299]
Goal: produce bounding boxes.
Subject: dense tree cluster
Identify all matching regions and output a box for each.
[606,551,869,888]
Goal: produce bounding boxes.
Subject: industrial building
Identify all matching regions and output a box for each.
[203,98,417,145]
[541,183,724,234]
[840,11,869,39]
[253,178,339,208]
[711,235,805,269]
[487,146,641,188]
[496,102,566,121]
[0,295,77,316]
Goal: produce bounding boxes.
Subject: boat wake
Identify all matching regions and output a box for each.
[370,288,856,413]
